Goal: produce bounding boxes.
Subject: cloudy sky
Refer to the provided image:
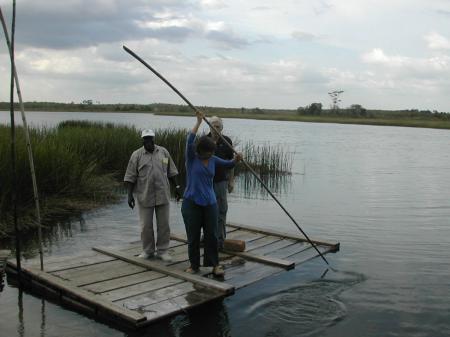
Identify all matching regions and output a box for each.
[0,0,449,111]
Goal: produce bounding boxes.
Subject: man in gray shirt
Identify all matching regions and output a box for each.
[124,129,181,262]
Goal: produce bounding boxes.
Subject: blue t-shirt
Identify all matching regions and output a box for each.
[184,132,235,206]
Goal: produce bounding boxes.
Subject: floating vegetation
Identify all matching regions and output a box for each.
[0,121,293,237]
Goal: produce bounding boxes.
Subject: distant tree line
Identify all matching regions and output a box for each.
[297,103,450,120]
[0,101,448,120]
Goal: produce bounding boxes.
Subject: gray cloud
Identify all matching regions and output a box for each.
[205,29,250,49]
[5,0,195,49]
[251,6,272,11]
[436,9,450,17]
[3,0,253,52]
[291,30,320,42]
[312,0,333,15]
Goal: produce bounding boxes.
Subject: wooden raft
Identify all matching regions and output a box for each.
[6,223,339,329]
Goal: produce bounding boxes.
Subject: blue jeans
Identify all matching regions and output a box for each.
[181,198,219,269]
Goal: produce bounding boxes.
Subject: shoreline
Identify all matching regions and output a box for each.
[153,111,450,130]
[1,106,450,130]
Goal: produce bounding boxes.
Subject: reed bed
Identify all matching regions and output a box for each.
[239,141,293,176]
[0,121,293,237]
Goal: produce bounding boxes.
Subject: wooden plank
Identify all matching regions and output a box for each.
[169,233,292,269]
[120,242,188,257]
[167,251,190,265]
[248,238,297,256]
[221,250,294,270]
[225,230,265,242]
[120,239,186,254]
[6,261,146,324]
[118,281,199,309]
[227,222,340,249]
[53,259,143,278]
[287,245,331,265]
[139,288,223,322]
[54,260,146,286]
[82,270,165,294]
[93,247,234,295]
[25,252,117,273]
[243,235,282,251]
[270,242,311,259]
[231,266,284,289]
[223,261,283,289]
[170,228,240,244]
[102,276,184,302]
[226,226,240,234]
[233,243,335,285]
[170,233,188,243]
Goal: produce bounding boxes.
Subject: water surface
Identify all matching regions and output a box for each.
[1,111,450,336]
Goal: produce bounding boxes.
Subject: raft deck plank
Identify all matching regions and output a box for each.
[101,275,184,302]
[92,247,235,295]
[228,222,340,250]
[82,270,165,294]
[6,223,339,329]
[7,261,147,324]
[171,233,294,270]
[116,282,206,309]
[53,260,147,287]
[248,238,297,255]
[136,288,222,323]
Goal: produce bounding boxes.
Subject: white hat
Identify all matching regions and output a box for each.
[141,129,155,138]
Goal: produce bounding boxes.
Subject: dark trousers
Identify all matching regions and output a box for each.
[181,198,219,269]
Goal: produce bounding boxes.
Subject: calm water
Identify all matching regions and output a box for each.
[1,111,450,337]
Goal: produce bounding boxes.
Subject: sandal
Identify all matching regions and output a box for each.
[212,265,224,277]
[185,266,199,274]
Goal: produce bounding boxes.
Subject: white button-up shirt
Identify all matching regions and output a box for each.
[124,145,178,207]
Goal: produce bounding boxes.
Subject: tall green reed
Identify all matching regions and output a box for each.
[0,121,293,236]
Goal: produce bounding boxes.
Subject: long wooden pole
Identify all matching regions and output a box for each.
[7,0,21,277]
[0,5,44,270]
[123,45,329,266]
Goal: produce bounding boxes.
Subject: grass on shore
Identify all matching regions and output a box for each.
[1,102,449,130]
[0,121,292,238]
[154,111,450,130]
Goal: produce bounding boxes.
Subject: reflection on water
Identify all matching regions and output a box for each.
[1,215,87,259]
[40,299,46,337]
[236,172,293,199]
[126,301,231,337]
[17,289,24,337]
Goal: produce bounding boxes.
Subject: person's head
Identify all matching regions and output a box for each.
[141,129,155,153]
[196,135,216,160]
[209,116,223,137]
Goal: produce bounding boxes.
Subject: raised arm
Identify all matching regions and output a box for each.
[191,110,204,134]
[186,111,205,161]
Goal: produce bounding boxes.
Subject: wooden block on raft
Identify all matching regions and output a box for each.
[223,239,246,252]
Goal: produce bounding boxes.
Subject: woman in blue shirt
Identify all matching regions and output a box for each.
[182,111,242,276]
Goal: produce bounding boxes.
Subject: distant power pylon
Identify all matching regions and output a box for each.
[328,90,344,109]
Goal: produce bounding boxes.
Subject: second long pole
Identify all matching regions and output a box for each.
[123,45,329,266]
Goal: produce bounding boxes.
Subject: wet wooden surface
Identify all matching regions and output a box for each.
[8,224,339,328]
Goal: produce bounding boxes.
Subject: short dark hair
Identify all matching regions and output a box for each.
[196,135,216,154]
